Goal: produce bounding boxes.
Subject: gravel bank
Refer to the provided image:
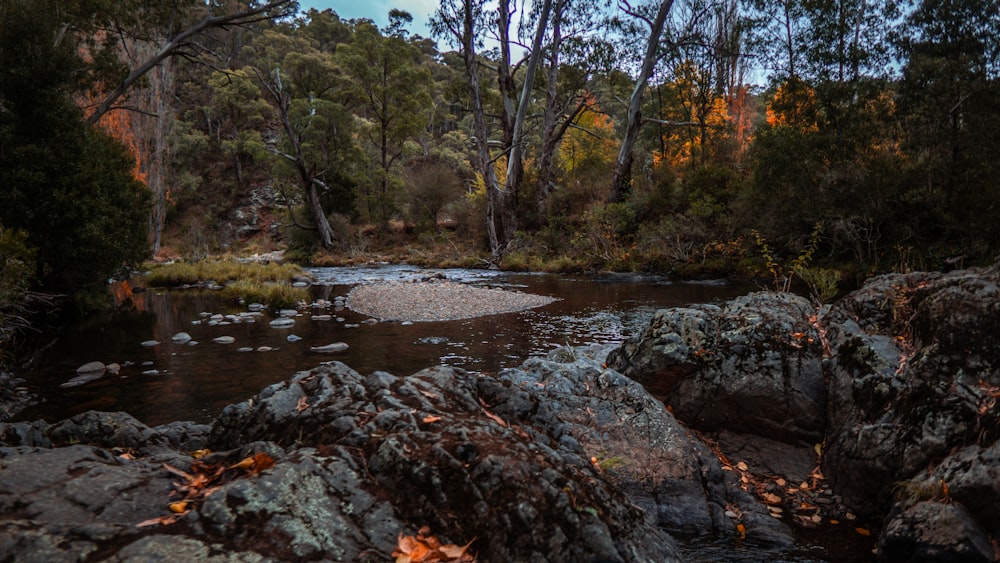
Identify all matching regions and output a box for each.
[347,281,559,322]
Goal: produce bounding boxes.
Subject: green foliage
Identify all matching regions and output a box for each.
[0,2,150,291]
[0,227,35,355]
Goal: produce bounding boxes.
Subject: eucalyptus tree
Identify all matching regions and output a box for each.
[336,18,434,223]
[533,0,615,220]
[248,29,359,248]
[607,0,678,203]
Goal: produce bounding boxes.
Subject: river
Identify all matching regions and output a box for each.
[18,265,753,426]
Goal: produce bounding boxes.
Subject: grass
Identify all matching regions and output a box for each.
[221,279,310,310]
[143,259,306,287]
[142,259,311,310]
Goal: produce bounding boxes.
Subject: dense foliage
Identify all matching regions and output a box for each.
[0,0,151,292]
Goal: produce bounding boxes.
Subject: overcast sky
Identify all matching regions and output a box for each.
[298,1,440,37]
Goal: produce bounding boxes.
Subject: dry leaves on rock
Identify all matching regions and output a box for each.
[393,526,476,563]
[137,451,276,527]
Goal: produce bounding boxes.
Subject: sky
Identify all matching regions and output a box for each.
[298,1,440,38]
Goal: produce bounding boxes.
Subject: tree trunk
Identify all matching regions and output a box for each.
[457,0,503,255]
[608,0,674,203]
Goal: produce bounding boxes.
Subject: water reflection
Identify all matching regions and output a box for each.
[18,267,753,426]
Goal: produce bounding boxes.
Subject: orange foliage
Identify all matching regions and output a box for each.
[393,526,476,563]
[766,77,819,132]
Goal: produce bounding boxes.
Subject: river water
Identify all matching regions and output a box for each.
[18,265,753,426]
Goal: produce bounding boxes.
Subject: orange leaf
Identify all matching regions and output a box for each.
[422,415,442,424]
[296,396,309,412]
[136,514,181,527]
[481,407,508,428]
[168,501,189,513]
[736,523,746,539]
[229,456,255,471]
[855,527,871,536]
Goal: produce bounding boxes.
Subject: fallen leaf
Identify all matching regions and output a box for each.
[296,396,309,412]
[479,403,508,428]
[736,461,749,471]
[422,415,442,424]
[775,477,787,487]
[419,389,441,400]
[190,449,211,459]
[763,493,781,505]
[136,514,181,527]
[168,501,189,513]
[814,443,823,456]
[856,527,871,536]
[736,523,746,539]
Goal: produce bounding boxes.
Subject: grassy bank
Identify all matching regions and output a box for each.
[143,259,310,309]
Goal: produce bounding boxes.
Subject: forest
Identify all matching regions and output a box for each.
[1,0,999,328]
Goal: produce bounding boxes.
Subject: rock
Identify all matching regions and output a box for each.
[142,369,159,375]
[490,346,796,548]
[879,502,995,562]
[237,347,254,353]
[171,332,192,344]
[311,315,332,321]
[821,265,1000,518]
[76,361,106,374]
[140,340,159,347]
[269,318,294,328]
[286,334,301,343]
[278,309,298,318]
[212,336,235,344]
[416,336,449,345]
[106,363,121,375]
[247,303,265,311]
[208,360,683,562]
[60,372,104,388]
[308,342,348,353]
[607,291,826,444]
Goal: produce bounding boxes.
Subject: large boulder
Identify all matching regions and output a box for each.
[491,346,794,547]
[607,291,826,445]
[821,265,1000,559]
[208,359,681,562]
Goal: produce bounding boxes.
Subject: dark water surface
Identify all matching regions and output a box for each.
[19,266,752,426]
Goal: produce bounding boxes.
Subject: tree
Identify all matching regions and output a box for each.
[431,0,505,255]
[250,29,360,249]
[0,0,150,290]
[608,0,676,203]
[337,19,433,223]
[894,0,1000,250]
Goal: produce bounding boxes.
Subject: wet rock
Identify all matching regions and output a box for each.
[171,332,192,344]
[140,340,159,347]
[212,336,235,344]
[60,372,105,388]
[269,318,294,328]
[608,291,826,444]
[76,361,106,374]
[106,363,121,375]
[286,334,301,343]
[308,342,348,353]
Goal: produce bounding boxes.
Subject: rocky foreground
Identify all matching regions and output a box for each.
[1,264,998,561]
